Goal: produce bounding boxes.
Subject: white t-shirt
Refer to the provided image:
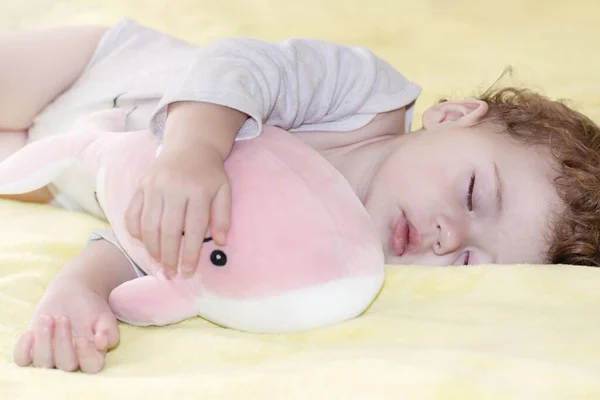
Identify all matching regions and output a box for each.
[29,18,421,217]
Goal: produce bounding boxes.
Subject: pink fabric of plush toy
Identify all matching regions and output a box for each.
[0,109,384,333]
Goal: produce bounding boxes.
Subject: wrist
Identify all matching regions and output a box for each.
[161,133,229,163]
[48,273,110,301]
[162,101,248,160]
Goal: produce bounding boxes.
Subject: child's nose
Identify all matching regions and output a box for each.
[433,214,468,255]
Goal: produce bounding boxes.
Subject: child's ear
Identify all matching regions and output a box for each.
[422,99,488,130]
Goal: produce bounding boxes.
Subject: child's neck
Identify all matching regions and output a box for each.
[323,134,400,205]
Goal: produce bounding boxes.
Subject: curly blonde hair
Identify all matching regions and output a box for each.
[474,85,600,266]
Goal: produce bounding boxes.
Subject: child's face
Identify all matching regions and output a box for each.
[364,100,560,266]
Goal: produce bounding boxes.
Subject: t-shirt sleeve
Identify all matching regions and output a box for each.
[149,37,421,140]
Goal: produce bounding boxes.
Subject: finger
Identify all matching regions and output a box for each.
[124,190,144,240]
[53,317,78,372]
[159,196,186,271]
[180,197,210,275]
[75,337,104,374]
[210,183,232,246]
[93,311,120,352]
[13,332,34,367]
[140,191,164,262]
[32,315,55,369]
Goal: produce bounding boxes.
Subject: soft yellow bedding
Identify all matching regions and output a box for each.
[2,0,600,398]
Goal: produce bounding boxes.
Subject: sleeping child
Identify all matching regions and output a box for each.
[2,19,599,373]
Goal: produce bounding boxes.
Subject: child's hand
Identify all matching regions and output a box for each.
[125,144,231,277]
[125,101,246,277]
[13,277,119,373]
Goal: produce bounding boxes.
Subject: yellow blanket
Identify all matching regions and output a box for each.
[2,0,600,398]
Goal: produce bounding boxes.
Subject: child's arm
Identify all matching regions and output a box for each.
[0,25,107,131]
[0,26,107,204]
[13,237,137,373]
[151,37,421,141]
[127,36,421,275]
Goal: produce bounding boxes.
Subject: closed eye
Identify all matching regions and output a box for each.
[467,173,476,211]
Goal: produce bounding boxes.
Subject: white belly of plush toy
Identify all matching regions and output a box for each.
[195,273,383,333]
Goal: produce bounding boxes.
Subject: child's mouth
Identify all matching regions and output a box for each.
[390,212,422,256]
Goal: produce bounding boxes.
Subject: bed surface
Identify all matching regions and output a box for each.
[2,1,600,398]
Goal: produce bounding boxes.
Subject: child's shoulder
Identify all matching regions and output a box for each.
[290,107,409,152]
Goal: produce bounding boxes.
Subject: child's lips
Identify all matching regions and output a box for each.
[390,213,422,256]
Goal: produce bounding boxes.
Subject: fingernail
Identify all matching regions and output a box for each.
[215,231,227,246]
[181,265,195,279]
[164,269,175,280]
[40,315,53,329]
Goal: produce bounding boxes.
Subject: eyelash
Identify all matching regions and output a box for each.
[467,173,476,211]
[463,251,470,265]
[462,174,476,265]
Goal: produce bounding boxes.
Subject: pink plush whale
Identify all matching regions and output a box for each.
[0,109,384,333]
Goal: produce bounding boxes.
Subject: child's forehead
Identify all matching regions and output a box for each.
[471,124,552,161]
[491,146,561,261]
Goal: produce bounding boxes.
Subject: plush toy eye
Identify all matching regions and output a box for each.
[210,250,227,267]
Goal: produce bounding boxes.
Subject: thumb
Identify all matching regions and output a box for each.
[210,182,232,246]
[93,311,120,352]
